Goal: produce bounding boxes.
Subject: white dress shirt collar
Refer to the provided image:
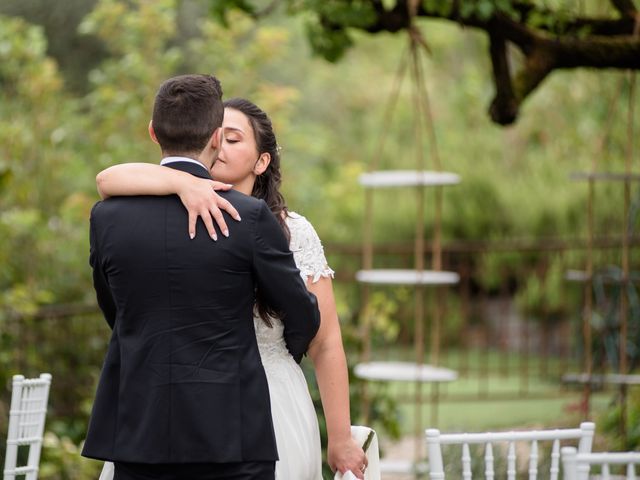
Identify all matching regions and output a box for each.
[160,156,209,174]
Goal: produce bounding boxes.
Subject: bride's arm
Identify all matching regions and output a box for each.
[307,278,367,479]
[96,163,240,240]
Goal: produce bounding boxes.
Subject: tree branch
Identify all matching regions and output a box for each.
[351,0,640,124]
[610,0,637,18]
[488,31,518,125]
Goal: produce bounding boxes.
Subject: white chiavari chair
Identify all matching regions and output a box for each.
[426,422,595,479]
[562,445,640,480]
[3,373,52,480]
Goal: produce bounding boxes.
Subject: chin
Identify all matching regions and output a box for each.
[211,167,228,182]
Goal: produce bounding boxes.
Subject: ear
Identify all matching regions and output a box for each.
[148,120,159,144]
[209,127,222,151]
[254,152,271,176]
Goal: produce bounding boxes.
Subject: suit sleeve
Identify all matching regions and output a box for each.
[90,204,117,330]
[252,202,320,363]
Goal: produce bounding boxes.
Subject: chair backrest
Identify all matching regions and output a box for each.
[3,373,52,480]
[562,446,640,480]
[425,422,595,480]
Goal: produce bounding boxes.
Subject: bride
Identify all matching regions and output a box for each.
[95,98,367,479]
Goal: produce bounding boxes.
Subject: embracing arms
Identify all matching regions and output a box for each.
[98,162,366,475]
[96,163,240,240]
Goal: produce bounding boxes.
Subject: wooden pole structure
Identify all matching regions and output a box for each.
[409,35,427,466]
[358,48,410,423]
[619,18,638,438]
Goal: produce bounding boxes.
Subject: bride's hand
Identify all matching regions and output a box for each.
[177,178,240,240]
[328,437,367,480]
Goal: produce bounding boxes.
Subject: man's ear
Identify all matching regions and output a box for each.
[148,120,159,144]
[254,152,271,176]
[210,127,222,151]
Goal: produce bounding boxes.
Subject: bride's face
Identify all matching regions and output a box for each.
[211,107,260,189]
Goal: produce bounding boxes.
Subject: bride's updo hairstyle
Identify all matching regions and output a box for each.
[223,98,290,326]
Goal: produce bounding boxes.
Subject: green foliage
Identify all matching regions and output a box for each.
[209,0,379,62]
[305,19,354,63]
[367,290,404,343]
[2,0,639,475]
[515,257,567,320]
[290,0,377,61]
[209,0,256,27]
[600,390,640,451]
[0,13,92,312]
[0,2,404,475]
[458,0,499,21]
[0,0,106,92]
[423,0,454,17]
[588,266,640,372]
[38,432,102,479]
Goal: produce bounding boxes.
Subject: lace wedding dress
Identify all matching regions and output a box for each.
[99,211,328,480]
[255,211,329,479]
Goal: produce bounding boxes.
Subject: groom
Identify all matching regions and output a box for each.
[82,74,321,479]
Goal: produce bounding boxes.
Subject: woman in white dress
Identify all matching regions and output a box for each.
[95,98,367,479]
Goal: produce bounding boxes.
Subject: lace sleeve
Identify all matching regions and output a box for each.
[287,212,335,284]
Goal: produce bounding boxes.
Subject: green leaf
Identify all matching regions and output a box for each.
[476,0,495,21]
[0,166,11,193]
[305,20,352,62]
[209,0,256,27]
[459,1,476,19]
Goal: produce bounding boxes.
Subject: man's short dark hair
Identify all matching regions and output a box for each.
[152,74,224,155]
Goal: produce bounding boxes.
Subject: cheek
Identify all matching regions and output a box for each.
[229,148,256,170]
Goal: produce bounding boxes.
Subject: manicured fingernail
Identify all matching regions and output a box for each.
[222,229,229,237]
[189,232,195,240]
[235,215,241,221]
[211,233,217,241]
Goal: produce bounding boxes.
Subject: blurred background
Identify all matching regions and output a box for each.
[0,0,638,478]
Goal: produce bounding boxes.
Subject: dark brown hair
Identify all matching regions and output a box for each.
[152,74,224,156]
[223,98,289,236]
[223,98,290,326]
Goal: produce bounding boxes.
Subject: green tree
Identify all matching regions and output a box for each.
[211,0,640,124]
[0,2,403,476]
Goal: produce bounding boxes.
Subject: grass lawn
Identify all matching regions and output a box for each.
[372,379,613,435]
[437,393,610,432]
[358,348,618,435]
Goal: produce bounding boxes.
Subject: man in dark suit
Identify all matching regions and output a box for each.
[82,74,320,479]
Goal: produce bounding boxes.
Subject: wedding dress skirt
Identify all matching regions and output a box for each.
[255,316,322,479]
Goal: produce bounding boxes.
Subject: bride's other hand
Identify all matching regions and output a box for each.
[177,178,240,240]
[307,276,365,478]
[329,436,367,480]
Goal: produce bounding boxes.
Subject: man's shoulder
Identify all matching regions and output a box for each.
[90,195,176,217]
[219,190,267,214]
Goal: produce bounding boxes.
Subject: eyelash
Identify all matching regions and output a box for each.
[226,139,239,144]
